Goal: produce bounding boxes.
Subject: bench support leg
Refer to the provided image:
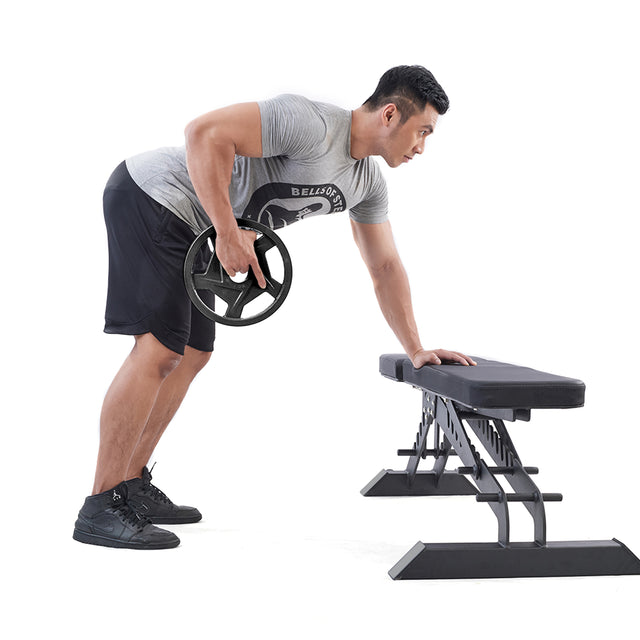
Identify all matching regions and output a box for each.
[389,539,640,580]
[363,390,640,579]
[467,417,547,544]
[360,392,478,498]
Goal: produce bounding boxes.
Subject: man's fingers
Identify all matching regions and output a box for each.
[436,349,477,366]
[412,349,477,369]
[250,256,267,289]
[223,265,237,278]
[451,351,477,366]
[238,229,266,289]
[450,352,470,366]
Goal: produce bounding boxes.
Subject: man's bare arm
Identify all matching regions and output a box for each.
[184,102,266,287]
[351,219,475,368]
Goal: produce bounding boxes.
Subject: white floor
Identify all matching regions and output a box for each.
[16,483,640,639]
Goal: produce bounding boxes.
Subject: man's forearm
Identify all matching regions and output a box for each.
[371,260,423,358]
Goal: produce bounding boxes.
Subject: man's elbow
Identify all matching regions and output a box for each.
[184,117,208,148]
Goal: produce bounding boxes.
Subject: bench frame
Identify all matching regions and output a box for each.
[362,362,640,580]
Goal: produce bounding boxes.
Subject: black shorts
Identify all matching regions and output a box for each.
[102,161,215,355]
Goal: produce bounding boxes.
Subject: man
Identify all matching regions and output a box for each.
[73,65,476,550]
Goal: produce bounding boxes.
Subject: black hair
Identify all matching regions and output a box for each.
[363,65,449,121]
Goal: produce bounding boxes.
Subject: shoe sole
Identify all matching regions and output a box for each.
[72,529,180,550]
[147,514,202,525]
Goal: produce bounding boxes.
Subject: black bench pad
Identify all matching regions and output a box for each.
[379,355,585,409]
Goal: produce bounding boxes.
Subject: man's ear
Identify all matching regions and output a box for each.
[381,103,399,127]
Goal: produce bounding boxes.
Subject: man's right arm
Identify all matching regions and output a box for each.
[184,102,266,287]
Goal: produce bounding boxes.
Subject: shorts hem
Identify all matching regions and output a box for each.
[104,316,188,356]
[104,316,215,356]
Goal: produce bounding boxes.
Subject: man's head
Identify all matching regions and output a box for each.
[363,65,449,123]
[351,66,450,168]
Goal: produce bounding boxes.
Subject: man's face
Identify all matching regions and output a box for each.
[381,103,439,168]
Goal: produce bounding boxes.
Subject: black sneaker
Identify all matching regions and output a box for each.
[125,466,202,525]
[72,482,180,549]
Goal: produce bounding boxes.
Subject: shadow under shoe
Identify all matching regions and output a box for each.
[125,466,202,525]
[73,483,180,549]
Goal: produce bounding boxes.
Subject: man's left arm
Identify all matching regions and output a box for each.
[351,220,476,368]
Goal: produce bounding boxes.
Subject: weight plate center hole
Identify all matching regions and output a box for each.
[230,272,249,284]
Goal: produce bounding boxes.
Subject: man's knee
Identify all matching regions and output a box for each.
[183,347,212,375]
[133,333,183,378]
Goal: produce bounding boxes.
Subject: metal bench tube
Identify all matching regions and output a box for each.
[436,397,510,546]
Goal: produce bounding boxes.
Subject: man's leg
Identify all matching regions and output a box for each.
[74,333,182,550]
[120,344,212,524]
[75,161,211,548]
[92,332,182,495]
[125,346,212,480]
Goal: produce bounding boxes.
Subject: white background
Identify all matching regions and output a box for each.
[2,0,639,637]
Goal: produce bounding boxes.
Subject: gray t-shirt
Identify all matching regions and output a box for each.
[125,94,388,235]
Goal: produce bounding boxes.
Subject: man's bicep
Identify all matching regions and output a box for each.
[184,102,262,158]
[350,220,401,274]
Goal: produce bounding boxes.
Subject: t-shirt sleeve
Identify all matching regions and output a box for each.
[258,94,327,159]
[349,160,389,224]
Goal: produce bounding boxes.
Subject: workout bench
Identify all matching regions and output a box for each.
[362,355,640,579]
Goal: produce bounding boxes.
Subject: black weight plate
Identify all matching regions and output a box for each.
[183,218,293,327]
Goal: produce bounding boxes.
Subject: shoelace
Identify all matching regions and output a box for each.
[143,481,172,505]
[145,462,172,504]
[113,501,151,530]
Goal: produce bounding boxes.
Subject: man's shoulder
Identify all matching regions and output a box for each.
[260,93,345,120]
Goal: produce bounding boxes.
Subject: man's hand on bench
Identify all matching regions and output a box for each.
[410,349,477,369]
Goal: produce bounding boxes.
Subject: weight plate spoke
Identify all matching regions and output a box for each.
[206,253,225,282]
[225,291,250,318]
[254,234,277,256]
[193,273,224,292]
[264,277,282,299]
[225,281,265,318]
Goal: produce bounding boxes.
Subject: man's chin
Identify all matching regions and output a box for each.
[383,156,403,168]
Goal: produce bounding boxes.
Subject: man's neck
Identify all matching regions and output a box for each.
[350,106,380,160]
